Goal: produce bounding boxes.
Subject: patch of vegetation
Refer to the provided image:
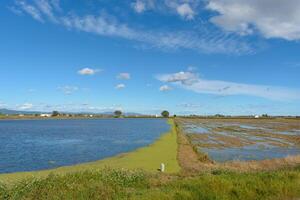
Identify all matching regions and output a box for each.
[1,167,299,200]
[114,110,122,118]
[51,111,60,117]
[161,110,170,118]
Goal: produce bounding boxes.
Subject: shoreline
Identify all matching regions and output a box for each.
[0,117,165,121]
[0,119,180,184]
[1,115,299,121]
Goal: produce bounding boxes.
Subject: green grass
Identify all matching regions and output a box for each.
[144,167,300,200]
[1,167,299,200]
[0,119,180,184]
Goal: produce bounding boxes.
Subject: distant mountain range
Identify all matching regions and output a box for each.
[0,109,143,116]
[0,109,43,115]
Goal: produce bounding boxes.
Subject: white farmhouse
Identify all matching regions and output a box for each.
[40,113,51,117]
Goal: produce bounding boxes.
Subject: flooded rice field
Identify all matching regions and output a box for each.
[0,119,169,173]
[177,118,300,162]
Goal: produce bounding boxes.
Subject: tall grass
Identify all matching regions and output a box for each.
[1,167,299,200]
[0,169,149,200]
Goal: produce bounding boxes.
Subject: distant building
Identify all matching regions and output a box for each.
[40,114,51,117]
[254,115,260,118]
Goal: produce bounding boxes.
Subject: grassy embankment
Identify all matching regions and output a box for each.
[1,166,300,199]
[0,119,180,184]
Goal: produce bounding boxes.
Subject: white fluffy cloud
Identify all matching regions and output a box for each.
[35,0,57,22]
[159,85,172,91]
[115,84,126,90]
[206,0,300,40]
[58,85,79,95]
[16,0,44,22]
[157,71,198,85]
[61,14,250,53]
[78,68,100,75]
[157,71,300,101]
[18,103,33,110]
[176,3,195,20]
[117,73,131,80]
[132,0,146,13]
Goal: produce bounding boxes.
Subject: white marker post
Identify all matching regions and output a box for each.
[160,163,165,172]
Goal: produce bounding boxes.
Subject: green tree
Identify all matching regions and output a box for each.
[161,110,170,118]
[52,111,60,117]
[215,114,224,118]
[262,114,269,118]
[114,110,122,118]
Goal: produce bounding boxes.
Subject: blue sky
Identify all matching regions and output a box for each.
[0,0,300,115]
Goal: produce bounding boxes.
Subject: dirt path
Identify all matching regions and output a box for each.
[176,122,214,174]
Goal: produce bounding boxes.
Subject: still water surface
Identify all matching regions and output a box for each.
[182,122,300,162]
[0,119,169,173]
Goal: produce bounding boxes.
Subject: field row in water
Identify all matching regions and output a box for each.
[0,118,170,174]
[177,118,300,162]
